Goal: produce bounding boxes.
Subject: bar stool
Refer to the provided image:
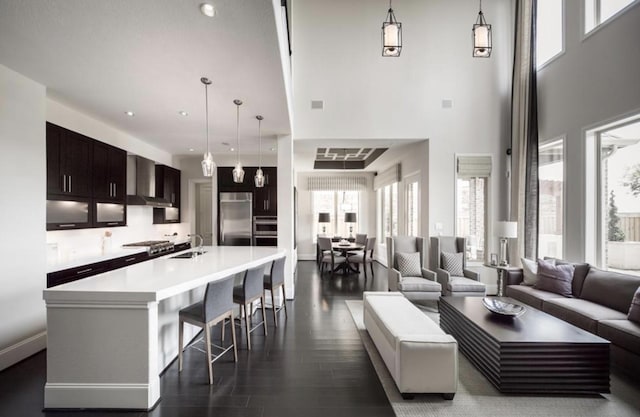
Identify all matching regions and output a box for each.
[263,256,287,327]
[178,275,237,385]
[233,264,269,350]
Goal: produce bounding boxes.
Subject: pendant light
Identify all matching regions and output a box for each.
[200,77,216,177]
[254,115,265,188]
[382,0,402,57]
[472,0,492,58]
[232,99,245,183]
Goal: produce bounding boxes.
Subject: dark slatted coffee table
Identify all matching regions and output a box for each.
[439,296,610,394]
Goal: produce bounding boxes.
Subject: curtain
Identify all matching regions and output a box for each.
[307,176,368,191]
[510,0,539,263]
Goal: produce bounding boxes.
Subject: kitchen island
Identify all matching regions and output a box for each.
[43,246,285,410]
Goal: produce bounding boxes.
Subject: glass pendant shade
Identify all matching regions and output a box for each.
[382,5,402,57]
[201,151,215,177]
[233,162,245,183]
[254,168,265,187]
[472,3,492,58]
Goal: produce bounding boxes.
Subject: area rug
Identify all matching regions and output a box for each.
[344,299,640,417]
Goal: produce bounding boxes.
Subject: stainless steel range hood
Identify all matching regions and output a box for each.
[126,155,172,207]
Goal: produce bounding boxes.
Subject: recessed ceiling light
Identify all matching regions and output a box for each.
[189,148,194,152]
[179,111,189,117]
[200,3,215,17]
[124,111,135,117]
[230,147,235,152]
[270,147,276,151]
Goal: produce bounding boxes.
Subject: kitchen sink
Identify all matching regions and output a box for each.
[170,251,207,259]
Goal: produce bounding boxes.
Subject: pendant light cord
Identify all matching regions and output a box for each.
[258,118,262,168]
[204,83,210,154]
[236,103,240,164]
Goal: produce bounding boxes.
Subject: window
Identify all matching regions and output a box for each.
[406,181,419,236]
[455,155,491,263]
[536,0,564,68]
[538,139,564,259]
[585,0,637,33]
[379,183,398,241]
[312,191,360,239]
[598,121,640,275]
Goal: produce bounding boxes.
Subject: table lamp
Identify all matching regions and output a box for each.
[345,212,357,239]
[495,221,517,266]
[318,212,330,235]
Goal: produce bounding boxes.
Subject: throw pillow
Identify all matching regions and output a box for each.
[534,259,575,297]
[441,252,464,277]
[396,252,422,277]
[628,287,640,324]
[521,257,556,286]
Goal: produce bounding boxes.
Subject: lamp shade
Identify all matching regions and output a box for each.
[318,212,330,223]
[495,221,517,238]
[345,212,357,223]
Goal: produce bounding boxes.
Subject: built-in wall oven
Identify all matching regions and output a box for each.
[253,216,277,246]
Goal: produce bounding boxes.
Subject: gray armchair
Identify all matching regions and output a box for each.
[429,236,486,297]
[386,236,442,302]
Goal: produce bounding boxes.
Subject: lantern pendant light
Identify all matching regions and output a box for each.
[254,115,265,188]
[472,0,492,58]
[232,99,245,183]
[382,0,402,57]
[200,77,216,177]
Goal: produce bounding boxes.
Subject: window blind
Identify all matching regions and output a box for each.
[373,164,401,190]
[456,155,492,177]
[307,176,368,191]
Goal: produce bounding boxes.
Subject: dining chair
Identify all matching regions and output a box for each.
[263,256,288,327]
[178,275,237,385]
[318,236,346,277]
[347,237,376,278]
[233,264,269,350]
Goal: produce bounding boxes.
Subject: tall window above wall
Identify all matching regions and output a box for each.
[585,0,638,34]
[455,155,491,263]
[374,164,401,244]
[536,0,564,68]
[538,139,565,259]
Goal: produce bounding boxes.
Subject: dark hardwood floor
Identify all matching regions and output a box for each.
[0,261,393,417]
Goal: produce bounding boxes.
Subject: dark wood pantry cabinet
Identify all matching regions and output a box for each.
[252,167,277,216]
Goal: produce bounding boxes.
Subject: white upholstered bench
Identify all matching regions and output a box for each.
[363,291,458,399]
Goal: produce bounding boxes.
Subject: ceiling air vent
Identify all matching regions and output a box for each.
[311,100,324,110]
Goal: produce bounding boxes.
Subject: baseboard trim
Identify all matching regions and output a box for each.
[45,381,160,410]
[0,331,47,372]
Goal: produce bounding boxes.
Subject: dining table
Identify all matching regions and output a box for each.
[331,241,365,274]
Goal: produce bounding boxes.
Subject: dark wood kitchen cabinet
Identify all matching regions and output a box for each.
[92,142,127,203]
[153,165,181,224]
[46,122,92,197]
[253,167,277,216]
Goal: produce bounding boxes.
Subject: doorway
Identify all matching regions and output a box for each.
[195,182,213,245]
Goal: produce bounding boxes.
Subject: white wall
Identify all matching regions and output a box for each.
[296,171,376,260]
[0,64,47,370]
[537,2,640,262]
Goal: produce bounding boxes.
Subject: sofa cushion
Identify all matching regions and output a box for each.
[580,268,640,314]
[534,259,574,297]
[506,285,564,310]
[597,320,640,355]
[543,298,628,333]
[396,252,422,277]
[447,276,485,293]
[628,287,640,324]
[398,277,441,293]
[521,257,540,286]
[441,252,464,277]
[544,258,590,297]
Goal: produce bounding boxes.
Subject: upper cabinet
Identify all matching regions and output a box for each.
[93,142,127,203]
[46,122,92,197]
[153,165,181,224]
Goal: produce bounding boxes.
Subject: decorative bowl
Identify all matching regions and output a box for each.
[482,297,526,317]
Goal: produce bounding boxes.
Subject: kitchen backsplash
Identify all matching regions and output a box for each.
[46,206,190,262]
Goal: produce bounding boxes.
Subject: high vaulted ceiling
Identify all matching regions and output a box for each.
[0,0,290,156]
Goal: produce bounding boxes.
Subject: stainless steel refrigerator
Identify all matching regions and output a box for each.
[219,192,253,246]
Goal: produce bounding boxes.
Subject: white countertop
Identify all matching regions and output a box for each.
[43,246,285,303]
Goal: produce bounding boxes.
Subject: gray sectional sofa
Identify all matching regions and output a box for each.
[504,261,640,379]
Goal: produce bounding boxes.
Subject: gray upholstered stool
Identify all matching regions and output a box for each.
[178,275,237,385]
[263,256,288,327]
[233,264,269,350]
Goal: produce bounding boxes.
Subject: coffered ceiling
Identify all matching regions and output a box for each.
[0,0,290,156]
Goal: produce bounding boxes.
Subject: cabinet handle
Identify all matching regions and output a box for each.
[68,175,72,193]
[114,183,117,197]
[59,224,76,228]
[107,222,119,226]
[63,174,67,192]
[125,257,136,262]
[76,268,92,275]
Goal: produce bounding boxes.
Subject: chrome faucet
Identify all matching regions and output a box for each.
[188,234,204,255]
